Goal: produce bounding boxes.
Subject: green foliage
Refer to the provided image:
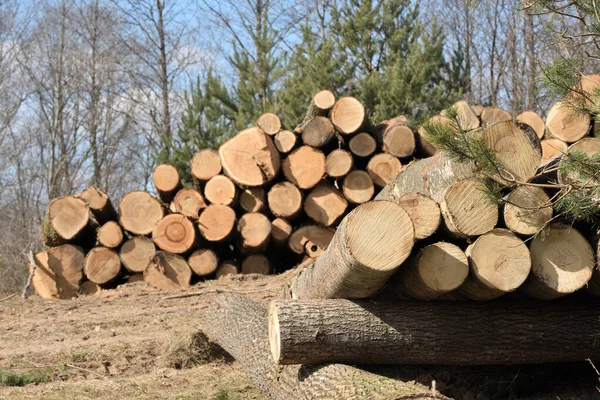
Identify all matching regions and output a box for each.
[554,188,600,223]
[0,368,52,387]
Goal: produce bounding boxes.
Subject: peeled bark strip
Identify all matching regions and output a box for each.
[304,182,348,226]
[204,175,238,206]
[216,260,239,278]
[191,149,222,182]
[396,193,441,240]
[237,212,271,254]
[119,191,165,235]
[480,106,512,125]
[242,254,271,275]
[172,188,206,219]
[458,229,531,301]
[326,149,354,179]
[522,224,594,300]
[219,127,281,187]
[268,299,600,366]
[267,182,303,220]
[257,113,282,135]
[119,236,156,273]
[239,187,266,213]
[558,137,600,185]
[540,138,567,167]
[504,186,552,235]
[97,221,124,249]
[144,251,192,290]
[349,132,377,158]
[546,101,591,143]
[301,116,335,148]
[288,225,335,256]
[388,242,469,300]
[282,146,326,189]
[330,97,367,135]
[343,170,374,204]
[296,90,336,132]
[84,247,121,285]
[43,196,92,246]
[271,218,292,246]
[205,294,443,400]
[274,130,297,154]
[376,122,416,158]
[152,214,198,254]
[447,100,480,131]
[198,204,236,242]
[152,164,182,203]
[290,201,414,299]
[367,153,402,187]
[517,110,545,139]
[188,248,219,277]
[78,186,117,223]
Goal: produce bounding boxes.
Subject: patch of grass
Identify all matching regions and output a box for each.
[161,330,231,369]
[0,368,52,387]
[213,389,231,400]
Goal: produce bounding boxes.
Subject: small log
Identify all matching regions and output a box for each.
[301,116,335,148]
[171,188,206,219]
[540,138,567,167]
[445,100,479,131]
[289,201,414,299]
[79,281,101,295]
[219,127,281,186]
[522,224,594,300]
[30,251,57,299]
[258,113,282,135]
[78,186,117,223]
[330,96,367,135]
[31,245,86,299]
[97,221,123,249]
[304,240,326,258]
[127,274,144,283]
[188,248,219,277]
[152,164,181,203]
[204,175,238,206]
[274,130,297,154]
[304,182,348,227]
[119,236,156,273]
[84,247,121,285]
[376,122,415,158]
[239,187,266,213]
[504,186,552,236]
[191,149,222,182]
[471,104,484,116]
[152,213,198,254]
[42,196,92,246]
[325,149,354,179]
[288,225,335,256]
[480,106,511,125]
[574,74,600,103]
[144,251,192,289]
[416,115,450,157]
[546,101,591,143]
[119,191,165,236]
[367,153,402,187]
[296,90,336,132]
[395,192,441,240]
[348,132,377,158]
[267,182,303,220]
[388,242,469,300]
[271,218,292,247]
[241,254,270,275]
[558,137,600,185]
[216,260,239,278]
[198,204,236,242]
[516,110,545,139]
[237,212,271,254]
[342,170,374,204]
[282,146,326,189]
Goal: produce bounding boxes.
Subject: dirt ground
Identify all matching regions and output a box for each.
[1,271,599,400]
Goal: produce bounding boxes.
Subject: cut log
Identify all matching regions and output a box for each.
[348,132,377,158]
[330,97,367,135]
[257,113,282,135]
[289,201,414,299]
[546,101,591,143]
[282,146,326,189]
[271,218,292,246]
[267,182,303,220]
[152,213,198,254]
[504,186,552,235]
[188,248,219,277]
[127,273,144,283]
[288,225,335,256]
[205,295,443,400]
[268,298,600,366]
[304,182,348,226]
[237,212,271,254]
[388,242,469,300]
[439,179,498,238]
[274,130,297,154]
[219,127,281,187]
[78,186,117,223]
[471,104,484,116]
[522,224,594,300]
[558,137,600,185]
[172,188,206,219]
[342,170,374,204]
[216,260,239,278]
[325,149,354,179]
[480,106,511,125]
[79,281,101,295]
[296,90,336,132]
[204,175,238,206]
[30,251,57,299]
[517,110,545,139]
[395,192,441,240]
[97,221,123,249]
[540,138,568,167]
[31,245,86,299]
[444,100,479,131]
[241,254,270,275]
[152,164,181,203]
[42,195,91,246]
[301,116,335,148]
[84,247,121,285]
[304,240,326,258]
[198,204,236,242]
[191,149,222,182]
[458,229,531,301]
[144,251,192,290]
[239,187,266,213]
[416,115,451,157]
[573,74,600,104]
[367,153,402,187]
[118,191,165,235]
[119,236,156,273]
[376,122,416,158]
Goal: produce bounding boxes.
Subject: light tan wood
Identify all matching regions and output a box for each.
[30,251,57,299]
[574,74,600,104]
[480,106,511,125]
[304,182,348,226]
[288,225,335,256]
[97,221,123,248]
[546,101,591,143]
[558,137,600,185]
[416,114,450,156]
[78,186,117,223]
[540,138,567,167]
[446,100,480,131]
[79,281,101,295]
[127,273,144,283]
[152,213,198,254]
[517,110,545,139]
[239,187,266,213]
[144,251,192,289]
[118,191,164,235]
[119,236,156,273]
[274,130,297,154]
[378,122,415,158]
[172,188,206,219]
[31,245,86,300]
[348,132,377,158]
[258,113,282,135]
[84,247,121,285]
[204,175,237,206]
[504,186,552,235]
[237,212,271,254]
[271,218,292,246]
[242,254,270,275]
[366,153,401,187]
[152,164,181,203]
[301,116,335,148]
[330,97,366,135]
[188,248,219,277]
[198,204,236,242]
[471,104,484,116]
[45,195,91,244]
[267,182,302,219]
[216,260,239,278]
[325,149,354,179]
[342,170,374,204]
[219,127,281,187]
[191,149,222,181]
[304,240,326,258]
[282,146,326,189]
[396,192,441,240]
[295,90,336,133]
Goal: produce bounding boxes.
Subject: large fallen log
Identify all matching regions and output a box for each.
[268,299,600,366]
